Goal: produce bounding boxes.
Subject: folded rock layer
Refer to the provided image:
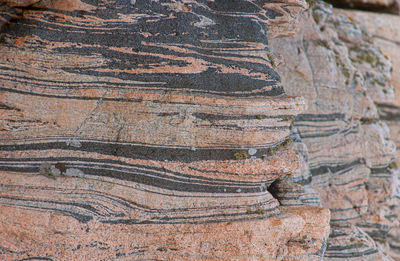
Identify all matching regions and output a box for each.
[0,0,332,260]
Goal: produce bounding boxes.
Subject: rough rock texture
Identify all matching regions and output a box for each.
[0,0,332,260]
[336,8,400,166]
[270,1,399,260]
[335,8,400,259]
[3,0,400,259]
[324,0,400,13]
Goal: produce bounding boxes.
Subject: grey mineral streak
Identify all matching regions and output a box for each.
[270,0,400,259]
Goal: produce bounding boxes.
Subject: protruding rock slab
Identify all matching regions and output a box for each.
[336,9,400,260]
[283,206,331,260]
[0,0,320,259]
[0,203,330,260]
[336,8,400,161]
[270,1,397,259]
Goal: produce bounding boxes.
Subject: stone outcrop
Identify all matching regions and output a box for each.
[336,8,400,165]
[335,8,400,259]
[270,1,399,259]
[0,0,332,260]
[2,0,400,259]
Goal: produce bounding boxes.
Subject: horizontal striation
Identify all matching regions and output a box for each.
[0,203,319,260]
[0,90,305,148]
[0,171,280,224]
[268,179,306,206]
[0,140,300,182]
[270,1,398,259]
[0,0,315,260]
[0,0,288,98]
[324,226,380,260]
[0,142,300,224]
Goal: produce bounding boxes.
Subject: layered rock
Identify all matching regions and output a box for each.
[335,8,400,259]
[336,8,400,167]
[270,1,398,259]
[0,0,331,260]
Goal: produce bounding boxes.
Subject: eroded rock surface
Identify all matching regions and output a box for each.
[0,0,332,260]
[4,0,399,259]
[334,8,400,260]
[270,1,398,260]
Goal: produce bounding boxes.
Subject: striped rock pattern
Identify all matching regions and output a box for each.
[270,1,398,260]
[336,8,400,259]
[0,0,333,260]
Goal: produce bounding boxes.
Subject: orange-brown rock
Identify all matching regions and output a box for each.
[0,0,332,260]
[335,8,400,260]
[270,1,398,259]
[2,0,94,11]
[0,203,330,260]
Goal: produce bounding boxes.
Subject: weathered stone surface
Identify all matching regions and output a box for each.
[336,9,400,160]
[0,200,331,260]
[266,0,308,39]
[324,0,400,13]
[270,1,398,259]
[335,8,400,260]
[269,178,307,206]
[281,206,331,260]
[324,226,392,260]
[0,0,334,260]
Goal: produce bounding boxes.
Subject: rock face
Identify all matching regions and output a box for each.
[335,8,400,259]
[0,0,332,260]
[2,0,400,259]
[270,1,400,260]
[336,8,400,165]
